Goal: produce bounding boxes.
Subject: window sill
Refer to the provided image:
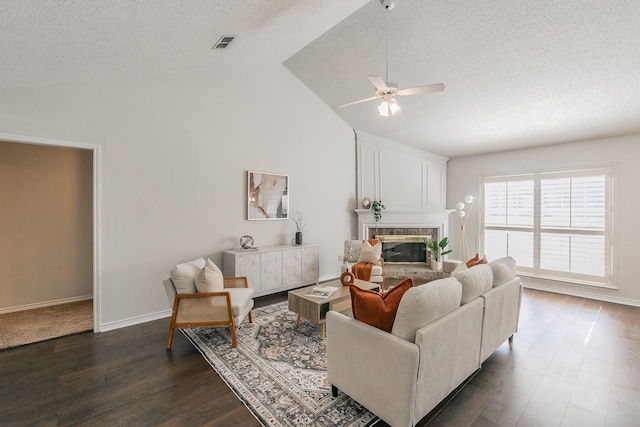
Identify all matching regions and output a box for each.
[517,271,617,290]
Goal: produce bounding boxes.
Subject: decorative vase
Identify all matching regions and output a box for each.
[295,231,302,245]
[340,271,355,286]
[341,258,351,273]
[431,260,443,271]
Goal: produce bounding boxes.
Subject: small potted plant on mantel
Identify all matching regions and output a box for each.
[424,237,452,271]
[370,200,385,222]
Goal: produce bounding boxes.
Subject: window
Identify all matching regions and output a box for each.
[481,166,613,287]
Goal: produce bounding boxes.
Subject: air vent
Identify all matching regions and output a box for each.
[212,35,235,49]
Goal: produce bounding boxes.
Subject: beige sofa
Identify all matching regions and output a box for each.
[327,256,522,427]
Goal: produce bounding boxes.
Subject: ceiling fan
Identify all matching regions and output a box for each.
[338,0,445,116]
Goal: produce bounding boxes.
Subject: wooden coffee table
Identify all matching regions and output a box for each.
[288,278,380,339]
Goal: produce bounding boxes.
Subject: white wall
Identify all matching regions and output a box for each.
[447,134,640,306]
[355,131,448,210]
[0,142,93,311]
[0,65,356,330]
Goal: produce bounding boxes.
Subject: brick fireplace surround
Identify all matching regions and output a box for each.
[356,208,454,280]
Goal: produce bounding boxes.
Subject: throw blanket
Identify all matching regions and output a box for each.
[352,262,374,281]
[351,239,382,282]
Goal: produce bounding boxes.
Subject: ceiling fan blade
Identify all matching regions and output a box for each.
[397,83,445,97]
[367,75,389,91]
[338,96,381,108]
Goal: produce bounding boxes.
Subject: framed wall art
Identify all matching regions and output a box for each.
[247,171,289,220]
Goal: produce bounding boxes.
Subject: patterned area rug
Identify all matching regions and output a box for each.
[182,301,379,427]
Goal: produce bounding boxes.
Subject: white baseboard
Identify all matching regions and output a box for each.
[0,295,93,315]
[522,282,640,308]
[99,309,171,332]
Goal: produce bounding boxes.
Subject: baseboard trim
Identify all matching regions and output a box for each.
[0,295,93,315]
[99,309,171,332]
[522,282,640,308]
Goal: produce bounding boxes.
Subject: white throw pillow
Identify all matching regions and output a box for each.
[357,240,381,265]
[195,258,224,293]
[170,257,206,294]
[450,262,468,276]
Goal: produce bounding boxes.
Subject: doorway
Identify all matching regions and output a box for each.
[0,133,101,344]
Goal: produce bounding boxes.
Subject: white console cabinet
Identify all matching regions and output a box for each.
[223,244,319,297]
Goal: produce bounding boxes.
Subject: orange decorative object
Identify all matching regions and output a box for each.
[340,271,355,286]
[349,278,414,332]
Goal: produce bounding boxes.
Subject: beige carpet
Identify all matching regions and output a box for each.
[0,300,93,350]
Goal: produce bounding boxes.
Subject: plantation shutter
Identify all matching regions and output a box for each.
[481,167,612,287]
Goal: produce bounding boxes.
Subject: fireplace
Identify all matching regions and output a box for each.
[377,235,430,264]
[355,208,453,279]
[372,231,438,264]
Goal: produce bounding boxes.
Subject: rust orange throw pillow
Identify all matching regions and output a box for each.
[466,253,480,268]
[466,253,488,268]
[349,278,414,332]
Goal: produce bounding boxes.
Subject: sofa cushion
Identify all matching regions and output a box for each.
[488,256,517,287]
[350,278,413,332]
[391,277,462,343]
[455,264,493,304]
[195,259,224,293]
[357,240,382,265]
[170,257,206,294]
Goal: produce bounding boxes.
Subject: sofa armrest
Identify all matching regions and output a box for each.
[480,277,522,362]
[327,311,419,427]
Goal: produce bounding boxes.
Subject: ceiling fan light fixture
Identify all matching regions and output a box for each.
[378,98,401,116]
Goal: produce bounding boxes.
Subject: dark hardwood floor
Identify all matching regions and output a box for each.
[1,289,639,426]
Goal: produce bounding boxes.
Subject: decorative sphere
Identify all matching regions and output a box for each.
[464,195,474,204]
[459,211,466,217]
[240,235,254,249]
[457,201,465,210]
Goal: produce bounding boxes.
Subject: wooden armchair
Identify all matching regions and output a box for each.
[163,276,254,349]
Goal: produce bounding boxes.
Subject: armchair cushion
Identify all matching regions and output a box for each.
[357,240,382,265]
[225,288,254,317]
[195,259,224,293]
[350,278,413,332]
[170,257,206,293]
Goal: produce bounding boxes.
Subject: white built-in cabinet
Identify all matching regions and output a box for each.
[223,244,319,297]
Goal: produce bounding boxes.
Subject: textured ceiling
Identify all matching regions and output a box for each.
[0,0,367,86]
[1,0,639,158]
[285,0,640,157]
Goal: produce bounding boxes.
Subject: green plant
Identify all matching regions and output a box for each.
[370,200,385,222]
[424,237,452,261]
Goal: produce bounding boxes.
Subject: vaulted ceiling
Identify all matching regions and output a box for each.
[2,0,639,158]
